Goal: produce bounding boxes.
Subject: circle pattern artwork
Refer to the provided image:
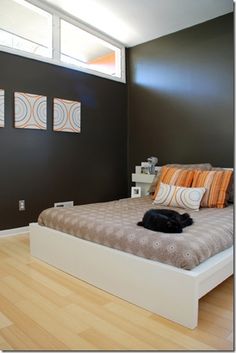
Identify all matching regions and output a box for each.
[53,98,81,133]
[154,182,206,211]
[14,92,47,130]
[34,99,47,125]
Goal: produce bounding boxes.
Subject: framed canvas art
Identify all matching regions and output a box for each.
[131,186,141,198]
[53,98,81,133]
[14,92,47,130]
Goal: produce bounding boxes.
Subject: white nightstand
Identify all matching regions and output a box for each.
[132,166,161,196]
[132,173,155,196]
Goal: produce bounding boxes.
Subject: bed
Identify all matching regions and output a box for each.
[29,195,233,329]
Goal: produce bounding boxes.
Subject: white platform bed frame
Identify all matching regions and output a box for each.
[29,223,233,329]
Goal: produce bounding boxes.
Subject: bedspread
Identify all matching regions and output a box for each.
[38,196,233,270]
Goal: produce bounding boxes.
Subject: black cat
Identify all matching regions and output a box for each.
[137,209,193,233]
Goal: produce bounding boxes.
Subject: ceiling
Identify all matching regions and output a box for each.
[42,0,233,47]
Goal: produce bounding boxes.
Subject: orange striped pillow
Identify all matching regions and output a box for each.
[192,170,233,208]
[152,166,194,200]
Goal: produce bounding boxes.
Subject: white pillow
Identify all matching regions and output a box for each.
[153,182,206,211]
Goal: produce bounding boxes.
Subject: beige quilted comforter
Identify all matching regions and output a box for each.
[38,196,233,270]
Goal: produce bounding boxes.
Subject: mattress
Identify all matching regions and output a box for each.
[38,196,233,270]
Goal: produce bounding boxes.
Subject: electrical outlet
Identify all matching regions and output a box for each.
[19,200,25,211]
[54,201,74,208]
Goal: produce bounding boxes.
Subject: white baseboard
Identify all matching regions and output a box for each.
[0,226,29,237]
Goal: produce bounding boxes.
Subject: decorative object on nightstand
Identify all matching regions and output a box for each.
[147,156,158,174]
[131,186,141,198]
[140,162,150,174]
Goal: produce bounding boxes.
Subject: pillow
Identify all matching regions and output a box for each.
[152,166,194,200]
[153,183,206,211]
[211,167,234,203]
[148,169,162,194]
[192,170,233,208]
[148,163,212,195]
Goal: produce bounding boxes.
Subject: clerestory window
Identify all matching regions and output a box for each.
[0,0,125,82]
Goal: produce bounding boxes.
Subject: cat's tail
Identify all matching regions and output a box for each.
[137,221,143,227]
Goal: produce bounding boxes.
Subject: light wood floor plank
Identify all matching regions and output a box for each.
[68,299,185,350]
[198,308,232,331]
[15,300,96,350]
[0,325,41,350]
[0,278,26,303]
[0,261,70,308]
[1,275,89,334]
[104,302,213,350]
[65,303,155,350]
[0,249,10,260]
[0,334,13,350]
[0,234,233,350]
[0,312,12,329]
[0,293,68,350]
[151,315,233,350]
[5,258,73,297]
[227,332,234,343]
[199,300,233,320]
[30,261,110,306]
[80,328,127,350]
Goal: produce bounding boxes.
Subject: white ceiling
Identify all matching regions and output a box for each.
[42,0,233,47]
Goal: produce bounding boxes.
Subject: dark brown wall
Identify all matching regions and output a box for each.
[128,14,234,179]
[0,52,127,230]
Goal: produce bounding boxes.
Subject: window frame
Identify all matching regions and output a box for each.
[0,0,126,83]
[59,18,121,78]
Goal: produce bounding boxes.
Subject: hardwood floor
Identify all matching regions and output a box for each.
[0,234,233,350]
